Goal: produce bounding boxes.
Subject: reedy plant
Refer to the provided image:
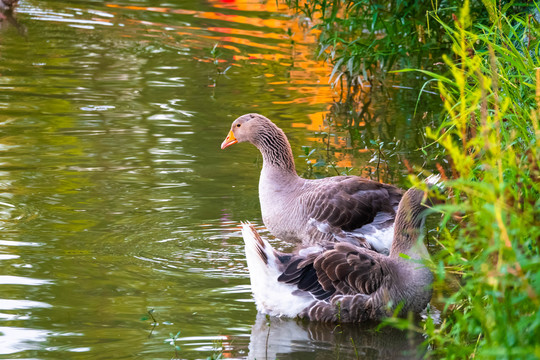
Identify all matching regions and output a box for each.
[290,0,539,357]
[401,1,539,358]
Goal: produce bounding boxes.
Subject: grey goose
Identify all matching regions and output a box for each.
[241,187,434,322]
[222,113,403,254]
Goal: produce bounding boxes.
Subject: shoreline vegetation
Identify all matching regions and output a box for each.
[284,0,540,358]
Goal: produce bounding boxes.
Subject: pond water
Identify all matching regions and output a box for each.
[0,1,442,359]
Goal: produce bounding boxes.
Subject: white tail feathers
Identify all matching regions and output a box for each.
[241,221,275,266]
[241,222,314,317]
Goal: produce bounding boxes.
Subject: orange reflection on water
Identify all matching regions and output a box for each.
[205,27,285,41]
[106,0,380,170]
[207,0,331,103]
[106,3,289,30]
[291,111,326,131]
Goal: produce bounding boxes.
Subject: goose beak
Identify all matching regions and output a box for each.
[221,130,238,149]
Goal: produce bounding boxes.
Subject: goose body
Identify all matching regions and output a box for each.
[241,188,434,322]
[222,113,402,253]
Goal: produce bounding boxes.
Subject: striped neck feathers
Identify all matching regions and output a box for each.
[389,189,429,259]
[253,122,296,173]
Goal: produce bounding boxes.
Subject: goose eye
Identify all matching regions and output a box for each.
[236,124,241,127]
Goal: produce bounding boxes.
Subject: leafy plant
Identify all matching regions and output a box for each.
[285,0,495,95]
[402,1,539,358]
[289,0,539,357]
[165,330,182,360]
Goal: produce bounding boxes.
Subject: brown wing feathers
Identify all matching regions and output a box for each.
[316,243,384,295]
[277,255,335,300]
[306,179,402,232]
[278,242,386,302]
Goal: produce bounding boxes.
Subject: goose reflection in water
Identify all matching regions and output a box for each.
[0,0,26,35]
[0,0,17,11]
[246,313,427,360]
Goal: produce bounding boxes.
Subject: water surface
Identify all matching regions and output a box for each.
[0,0,441,358]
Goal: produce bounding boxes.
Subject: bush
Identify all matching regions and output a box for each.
[413,1,540,358]
[284,0,495,94]
[287,0,540,357]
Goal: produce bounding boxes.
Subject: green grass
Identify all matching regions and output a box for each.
[287,0,540,358]
[413,2,539,358]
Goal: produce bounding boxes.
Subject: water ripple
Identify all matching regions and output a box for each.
[0,276,51,286]
[0,326,52,355]
[0,240,43,247]
[0,299,52,310]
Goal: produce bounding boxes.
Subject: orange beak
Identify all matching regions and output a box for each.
[221,130,238,149]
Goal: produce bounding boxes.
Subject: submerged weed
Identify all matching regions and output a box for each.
[165,330,182,360]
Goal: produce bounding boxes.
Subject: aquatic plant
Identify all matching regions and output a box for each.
[165,330,182,359]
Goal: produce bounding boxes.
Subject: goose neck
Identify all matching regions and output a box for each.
[389,189,429,259]
[391,216,428,256]
[254,128,297,175]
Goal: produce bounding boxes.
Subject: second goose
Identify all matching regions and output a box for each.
[241,187,434,322]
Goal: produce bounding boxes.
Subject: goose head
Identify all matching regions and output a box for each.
[221,113,276,150]
[221,113,296,173]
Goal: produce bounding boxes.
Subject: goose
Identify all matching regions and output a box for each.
[222,113,403,254]
[241,187,434,322]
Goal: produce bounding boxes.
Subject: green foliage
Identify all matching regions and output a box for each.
[166,330,182,359]
[410,1,540,358]
[284,0,494,94]
[288,0,539,357]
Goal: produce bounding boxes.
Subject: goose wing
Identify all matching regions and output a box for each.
[315,242,387,295]
[278,242,388,301]
[303,177,403,233]
[277,247,335,301]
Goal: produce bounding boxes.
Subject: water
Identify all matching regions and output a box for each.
[0,1,441,359]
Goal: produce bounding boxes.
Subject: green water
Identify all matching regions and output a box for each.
[0,1,441,359]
